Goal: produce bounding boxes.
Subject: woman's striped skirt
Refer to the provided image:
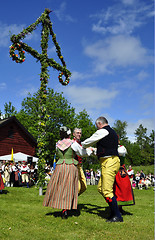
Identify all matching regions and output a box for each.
[43,162,78,210]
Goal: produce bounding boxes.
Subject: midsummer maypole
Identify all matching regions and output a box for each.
[9,9,71,195]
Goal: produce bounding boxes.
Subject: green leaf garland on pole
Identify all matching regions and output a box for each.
[9,8,71,189]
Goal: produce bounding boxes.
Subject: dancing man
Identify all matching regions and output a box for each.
[73,128,87,196]
[82,116,123,222]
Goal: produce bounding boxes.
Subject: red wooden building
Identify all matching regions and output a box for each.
[0,116,37,157]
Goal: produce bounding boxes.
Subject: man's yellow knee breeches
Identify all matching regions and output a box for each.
[77,164,87,196]
[98,156,120,198]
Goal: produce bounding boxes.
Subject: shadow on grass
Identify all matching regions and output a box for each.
[78,203,110,219]
[1,189,9,194]
[46,209,81,218]
[45,203,133,219]
[79,203,133,217]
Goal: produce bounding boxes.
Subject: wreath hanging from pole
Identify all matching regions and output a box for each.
[9,8,71,85]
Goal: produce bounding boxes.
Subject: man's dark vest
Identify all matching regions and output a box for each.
[97,125,119,159]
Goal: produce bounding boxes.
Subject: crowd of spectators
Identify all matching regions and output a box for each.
[127,165,154,190]
[0,160,53,188]
[85,169,101,185]
[0,161,154,190]
[84,166,154,190]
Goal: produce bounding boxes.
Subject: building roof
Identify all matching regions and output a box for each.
[0,116,37,145]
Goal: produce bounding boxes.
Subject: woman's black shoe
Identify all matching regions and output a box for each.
[62,210,68,219]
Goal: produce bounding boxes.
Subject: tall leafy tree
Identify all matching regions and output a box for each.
[4,101,17,118]
[16,88,75,163]
[74,109,96,141]
[113,120,128,143]
[134,124,148,149]
[125,141,142,166]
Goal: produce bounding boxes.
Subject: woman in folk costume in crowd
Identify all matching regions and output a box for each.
[43,126,93,219]
[0,170,5,193]
[113,143,135,215]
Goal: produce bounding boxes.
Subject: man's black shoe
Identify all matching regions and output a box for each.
[106,216,123,222]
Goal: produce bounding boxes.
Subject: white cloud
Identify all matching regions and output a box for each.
[136,70,149,81]
[140,93,154,111]
[18,86,38,97]
[0,22,25,47]
[63,85,119,109]
[71,71,94,81]
[121,0,135,5]
[0,22,39,48]
[91,0,154,35]
[0,82,7,90]
[48,46,56,56]
[127,118,154,140]
[84,35,153,74]
[54,2,76,22]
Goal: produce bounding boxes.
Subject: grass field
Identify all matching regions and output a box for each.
[0,185,154,240]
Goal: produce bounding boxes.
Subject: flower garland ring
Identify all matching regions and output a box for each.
[9,43,25,63]
[58,72,70,86]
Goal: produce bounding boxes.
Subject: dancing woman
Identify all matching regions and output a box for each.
[43,126,92,219]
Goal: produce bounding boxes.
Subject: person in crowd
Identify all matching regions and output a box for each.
[4,163,10,187]
[135,171,140,188]
[85,169,91,185]
[1,161,5,179]
[90,168,95,185]
[9,163,14,187]
[73,128,87,195]
[82,116,123,222]
[127,165,134,186]
[95,169,101,185]
[138,178,145,189]
[21,161,30,188]
[140,170,145,179]
[11,162,19,187]
[29,164,36,186]
[0,166,5,193]
[43,126,93,219]
[17,162,22,186]
[147,173,152,182]
[45,166,53,185]
[114,144,135,214]
[144,177,151,189]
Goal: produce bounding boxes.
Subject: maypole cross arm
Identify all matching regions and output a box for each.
[9,8,71,85]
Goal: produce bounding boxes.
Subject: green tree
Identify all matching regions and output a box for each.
[113,119,128,143]
[4,101,17,118]
[16,88,76,164]
[74,109,96,141]
[134,125,154,165]
[134,124,147,149]
[125,141,142,166]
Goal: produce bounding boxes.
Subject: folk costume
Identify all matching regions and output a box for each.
[21,162,30,188]
[127,167,134,186]
[73,137,87,196]
[82,124,123,222]
[4,164,10,187]
[0,172,4,192]
[43,126,92,219]
[11,164,19,187]
[114,145,135,208]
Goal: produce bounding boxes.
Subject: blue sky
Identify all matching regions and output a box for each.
[0,0,154,141]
